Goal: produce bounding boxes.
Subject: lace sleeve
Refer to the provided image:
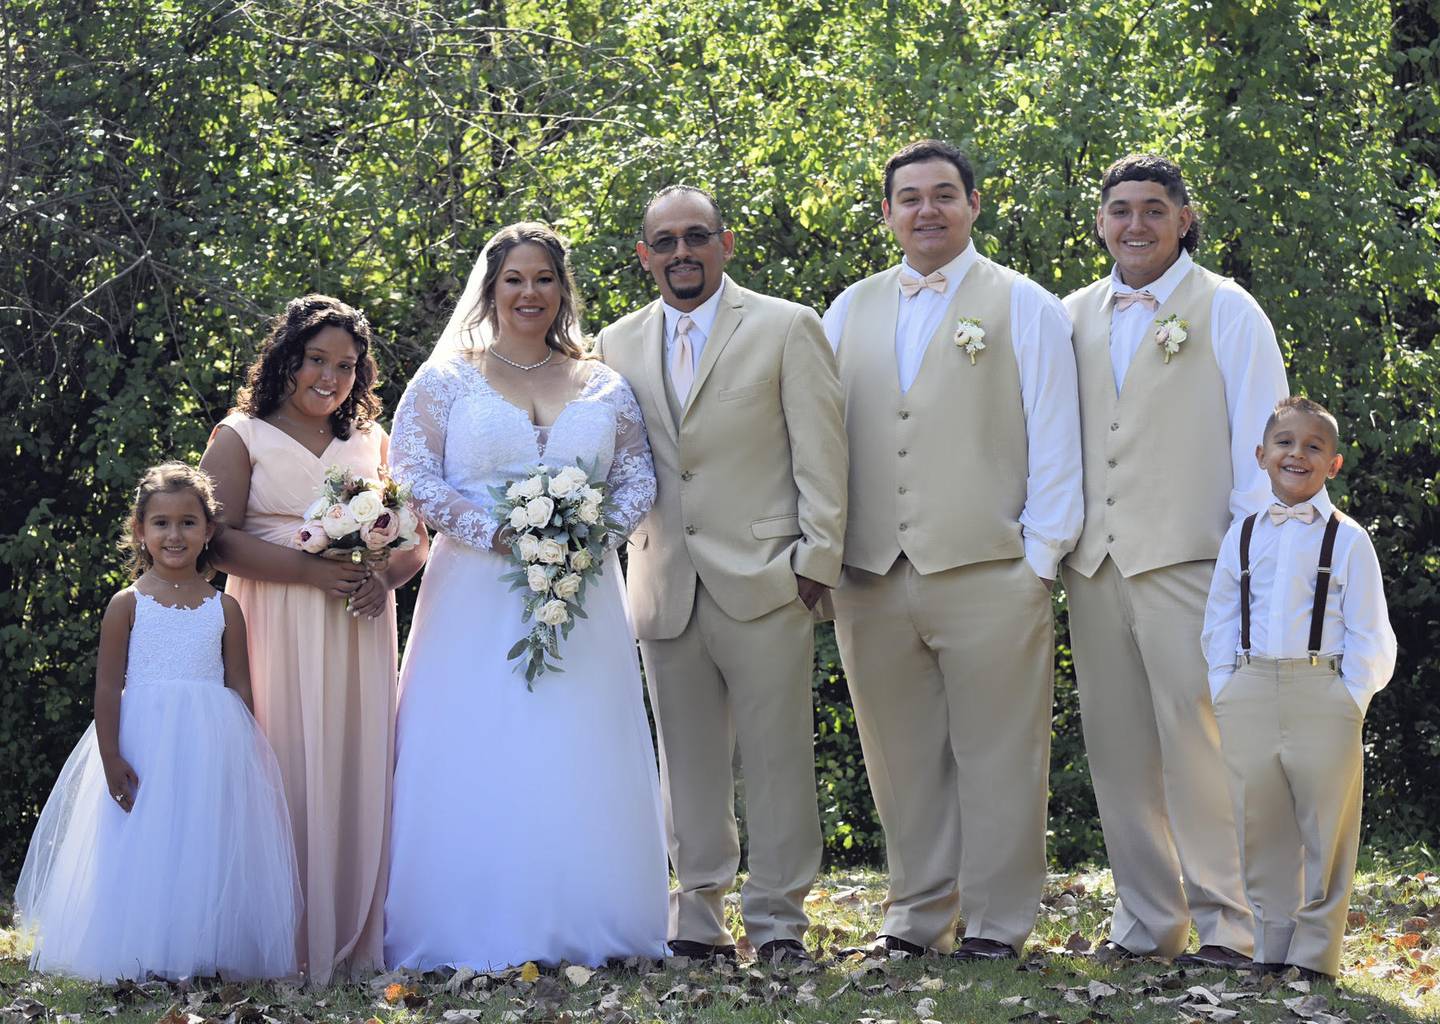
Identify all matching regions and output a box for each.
[391,362,500,551]
[602,372,656,541]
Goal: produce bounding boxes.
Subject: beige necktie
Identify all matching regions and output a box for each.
[1269,502,1317,526]
[1112,289,1159,312]
[898,269,948,299]
[670,314,695,402]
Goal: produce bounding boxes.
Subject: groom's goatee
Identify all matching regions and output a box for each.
[666,262,705,299]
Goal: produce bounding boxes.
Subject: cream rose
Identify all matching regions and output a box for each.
[508,505,530,531]
[516,534,542,562]
[395,505,421,549]
[294,520,330,553]
[524,496,556,529]
[536,599,570,627]
[321,502,359,539]
[577,500,601,525]
[569,548,593,572]
[553,573,583,600]
[507,474,544,501]
[362,510,401,550]
[348,489,384,525]
[527,564,551,593]
[537,538,567,565]
[548,465,589,499]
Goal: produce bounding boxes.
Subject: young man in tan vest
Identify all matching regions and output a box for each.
[823,140,1083,960]
[593,185,847,966]
[1061,154,1288,967]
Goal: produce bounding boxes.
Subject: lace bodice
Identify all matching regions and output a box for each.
[391,356,657,550]
[125,591,226,689]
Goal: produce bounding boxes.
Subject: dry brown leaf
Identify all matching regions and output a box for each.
[1405,917,1433,933]
[1064,931,1093,954]
[1395,932,1425,949]
[1087,980,1118,1001]
[564,965,594,988]
[1346,910,1368,928]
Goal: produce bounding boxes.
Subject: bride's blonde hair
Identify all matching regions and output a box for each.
[459,222,587,361]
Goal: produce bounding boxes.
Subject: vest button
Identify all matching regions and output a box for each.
[899,410,910,419]
[898,486,907,495]
[1106,534,1115,543]
[681,470,693,481]
[1107,459,1117,469]
[1110,421,1120,431]
[1106,497,1115,506]
[898,449,908,457]
[899,522,909,531]
[685,525,697,535]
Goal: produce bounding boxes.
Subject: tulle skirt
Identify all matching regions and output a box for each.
[15,682,302,982]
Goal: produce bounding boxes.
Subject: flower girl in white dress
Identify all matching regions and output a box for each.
[16,463,301,982]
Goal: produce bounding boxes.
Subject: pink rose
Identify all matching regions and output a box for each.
[362,510,401,550]
[294,520,330,554]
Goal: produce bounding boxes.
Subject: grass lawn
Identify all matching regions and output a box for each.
[3,860,1438,1023]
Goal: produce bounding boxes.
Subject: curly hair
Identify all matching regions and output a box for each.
[458,222,586,361]
[1097,153,1203,253]
[124,462,222,580]
[235,294,381,438]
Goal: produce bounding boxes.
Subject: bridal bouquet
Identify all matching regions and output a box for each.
[293,465,422,560]
[491,460,617,686]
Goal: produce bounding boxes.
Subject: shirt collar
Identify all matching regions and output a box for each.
[1269,484,1334,521]
[662,278,726,341]
[1108,249,1193,306]
[900,241,977,297]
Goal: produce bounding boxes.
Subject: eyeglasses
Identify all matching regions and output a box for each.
[644,228,723,254]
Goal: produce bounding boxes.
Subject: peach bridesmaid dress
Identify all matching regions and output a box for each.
[218,412,396,986]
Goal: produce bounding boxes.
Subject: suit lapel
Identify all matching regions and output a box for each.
[639,303,679,447]
[682,276,744,420]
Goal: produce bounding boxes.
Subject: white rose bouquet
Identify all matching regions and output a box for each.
[490,458,618,687]
[293,464,421,563]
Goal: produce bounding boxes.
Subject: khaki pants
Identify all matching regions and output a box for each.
[1214,659,1364,977]
[639,584,821,949]
[833,556,1053,953]
[1061,556,1252,956]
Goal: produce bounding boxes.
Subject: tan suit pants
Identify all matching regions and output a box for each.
[833,556,1054,953]
[1061,556,1252,956]
[639,583,821,948]
[1214,659,1364,977]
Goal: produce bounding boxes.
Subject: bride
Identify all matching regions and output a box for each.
[384,222,668,970]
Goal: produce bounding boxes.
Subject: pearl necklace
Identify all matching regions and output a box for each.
[488,347,554,372]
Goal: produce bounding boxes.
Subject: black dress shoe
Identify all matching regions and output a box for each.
[1288,965,1335,983]
[1251,961,1287,974]
[1175,945,1251,970]
[837,934,927,958]
[949,937,1018,961]
[667,939,738,961]
[1093,940,1142,963]
[756,939,812,965]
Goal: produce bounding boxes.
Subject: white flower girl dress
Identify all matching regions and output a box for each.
[16,589,301,982]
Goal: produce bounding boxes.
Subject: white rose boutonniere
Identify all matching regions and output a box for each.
[1155,314,1189,364]
[953,317,986,365]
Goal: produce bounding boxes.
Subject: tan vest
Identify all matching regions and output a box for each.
[837,257,1028,575]
[1064,263,1232,578]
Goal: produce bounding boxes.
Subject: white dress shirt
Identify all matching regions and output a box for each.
[662,278,726,376]
[823,243,1084,579]
[1108,250,1288,521]
[1202,486,1397,710]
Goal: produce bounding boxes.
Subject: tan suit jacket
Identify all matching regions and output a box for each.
[593,276,847,640]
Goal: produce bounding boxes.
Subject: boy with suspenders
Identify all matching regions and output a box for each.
[1202,397,1397,981]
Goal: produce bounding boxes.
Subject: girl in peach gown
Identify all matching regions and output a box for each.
[201,296,427,984]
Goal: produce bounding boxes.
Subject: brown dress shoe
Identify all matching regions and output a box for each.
[1093,940,1142,963]
[1175,944,1251,970]
[949,937,1018,961]
[756,939,812,965]
[667,939,738,961]
[837,934,927,958]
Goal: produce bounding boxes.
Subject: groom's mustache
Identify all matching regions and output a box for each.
[666,260,703,276]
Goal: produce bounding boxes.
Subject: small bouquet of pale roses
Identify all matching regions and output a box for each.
[293,465,422,562]
[491,459,617,686]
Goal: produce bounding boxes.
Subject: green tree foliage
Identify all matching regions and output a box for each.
[2,0,1435,875]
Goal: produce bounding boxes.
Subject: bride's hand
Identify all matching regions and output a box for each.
[490,526,514,557]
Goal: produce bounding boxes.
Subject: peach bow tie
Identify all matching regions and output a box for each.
[899,269,948,299]
[1112,289,1159,312]
[1269,502,1317,525]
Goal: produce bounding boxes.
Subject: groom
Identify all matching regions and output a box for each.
[593,185,847,965]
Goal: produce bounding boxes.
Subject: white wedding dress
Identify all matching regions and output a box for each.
[384,354,668,971]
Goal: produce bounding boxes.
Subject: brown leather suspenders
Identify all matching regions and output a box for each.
[1238,511,1343,665]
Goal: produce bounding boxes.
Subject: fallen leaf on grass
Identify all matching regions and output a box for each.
[1395,932,1426,950]
[1087,980,1118,1000]
[564,965,594,987]
[1064,931,1093,954]
[1283,994,1331,1018]
[519,961,541,983]
[915,996,937,1016]
[1347,911,1368,929]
